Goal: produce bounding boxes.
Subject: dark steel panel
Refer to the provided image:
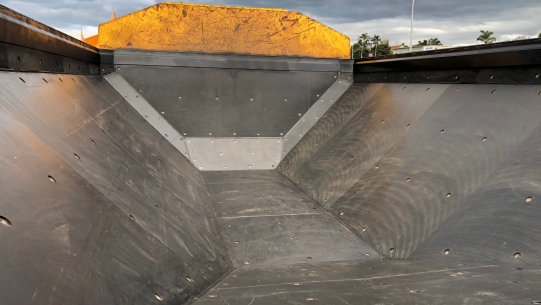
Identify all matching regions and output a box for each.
[0,107,216,304]
[0,42,100,74]
[117,65,338,137]
[195,260,541,304]
[279,83,541,260]
[354,65,541,85]
[203,171,379,267]
[279,83,446,207]
[410,121,541,265]
[0,72,233,303]
[114,49,341,72]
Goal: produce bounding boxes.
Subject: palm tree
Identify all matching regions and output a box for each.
[417,40,428,46]
[477,30,496,44]
[428,38,442,45]
[372,35,381,57]
[360,33,370,58]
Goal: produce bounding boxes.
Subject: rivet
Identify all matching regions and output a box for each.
[536,73,539,79]
[482,137,488,141]
[343,234,348,237]
[406,178,411,182]
[306,257,312,260]
[179,96,182,99]
[426,88,430,91]
[440,130,444,133]
[365,253,371,257]
[250,98,253,101]
[289,237,295,240]
[248,165,252,168]
[444,249,450,255]
[209,133,212,136]
[362,227,367,232]
[298,113,302,116]
[224,166,228,169]
[407,124,411,127]
[235,241,240,244]
[339,212,344,216]
[284,98,288,101]
[244,261,250,265]
[389,248,394,253]
[48,175,56,183]
[446,193,452,198]
[514,253,521,259]
[526,197,533,203]
[491,90,496,94]
[234,133,237,136]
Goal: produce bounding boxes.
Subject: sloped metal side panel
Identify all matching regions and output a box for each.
[278,83,541,261]
[0,72,233,304]
[410,118,541,265]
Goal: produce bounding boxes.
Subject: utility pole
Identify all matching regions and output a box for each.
[410,0,415,53]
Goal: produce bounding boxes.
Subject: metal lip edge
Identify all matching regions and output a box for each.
[0,8,99,55]
[355,44,541,70]
[354,39,541,65]
[113,49,342,72]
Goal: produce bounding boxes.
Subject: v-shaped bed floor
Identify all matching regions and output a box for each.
[203,171,380,268]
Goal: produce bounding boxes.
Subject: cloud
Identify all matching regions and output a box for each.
[3,0,541,47]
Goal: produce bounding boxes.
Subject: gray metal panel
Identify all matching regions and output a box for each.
[104,73,190,157]
[195,260,541,305]
[280,82,541,261]
[203,171,379,268]
[114,49,341,72]
[186,138,282,171]
[282,74,352,157]
[0,71,233,303]
[117,65,338,137]
[0,103,216,304]
[410,119,541,265]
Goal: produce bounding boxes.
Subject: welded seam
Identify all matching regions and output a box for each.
[212,265,498,291]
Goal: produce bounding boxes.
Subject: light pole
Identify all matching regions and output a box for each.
[410,0,415,53]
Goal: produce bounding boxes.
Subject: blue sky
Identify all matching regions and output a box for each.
[4,0,541,47]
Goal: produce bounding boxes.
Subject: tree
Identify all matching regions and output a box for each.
[359,33,370,58]
[372,35,381,56]
[417,38,442,46]
[477,30,496,44]
[428,38,442,45]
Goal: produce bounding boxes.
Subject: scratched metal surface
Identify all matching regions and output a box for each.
[410,120,541,265]
[117,65,338,137]
[194,259,541,304]
[0,72,233,304]
[278,83,541,261]
[203,171,380,267]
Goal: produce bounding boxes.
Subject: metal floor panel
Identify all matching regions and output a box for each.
[203,171,380,267]
[194,259,541,305]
